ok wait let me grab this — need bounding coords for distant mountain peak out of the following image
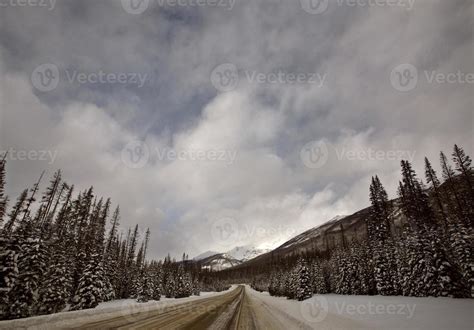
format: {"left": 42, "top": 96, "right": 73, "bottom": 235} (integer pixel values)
{"left": 193, "top": 245, "right": 271, "bottom": 271}
{"left": 193, "top": 250, "right": 220, "bottom": 261}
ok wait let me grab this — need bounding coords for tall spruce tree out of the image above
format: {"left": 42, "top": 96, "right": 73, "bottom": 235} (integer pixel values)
{"left": 71, "top": 253, "right": 107, "bottom": 310}
{"left": 8, "top": 235, "right": 47, "bottom": 319}
{"left": 369, "top": 176, "right": 397, "bottom": 295}
{"left": 425, "top": 157, "right": 448, "bottom": 230}
{"left": 452, "top": 145, "right": 474, "bottom": 222}
{"left": 295, "top": 258, "right": 313, "bottom": 301}
{"left": 37, "top": 239, "right": 72, "bottom": 315}
{"left": 0, "top": 155, "right": 8, "bottom": 225}
{"left": 440, "top": 151, "right": 469, "bottom": 225}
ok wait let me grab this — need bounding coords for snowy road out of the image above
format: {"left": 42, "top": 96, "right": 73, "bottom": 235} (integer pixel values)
{"left": 72, "top": 285, "right": 294, "bottom": 329}
{"left": 1, "top": 286, "right": 472, "bottom": 329}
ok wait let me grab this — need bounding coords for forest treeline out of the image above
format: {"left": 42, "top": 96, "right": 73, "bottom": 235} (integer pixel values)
{"left": 246, "top": 145, "right": 473, "bottom": 300}
{"left": 0, "top": 156, "right": 226, "bottom": 320}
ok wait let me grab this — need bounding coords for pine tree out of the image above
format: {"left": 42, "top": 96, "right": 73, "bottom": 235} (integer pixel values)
{"left": 147, "top": 262, "right": 162, "bottom": 301}
{"left": 447, "top": 221, "right": 474, "bottom": 297}
{"left": 136, "top": 267, "right": 153, "bottom": 303}
{"left": 175, "top": 265, "right": 192, "bottom": 298}
{"left": 39, "top": 170, "right": 62, "bottom": 237}
{"left": 0, "top": 236, "right": 19, "bottom": 319}
{"left": 192, "top": 277, "right": 201, "bottom": 296}
{"left": 333, "top": 248, "right": 352, "bottom": 295}
{"left": 311, "top": 261, "right": 328, "bottom": 294}
{"left": 3, "top": 189, "right": 28, "bottom": 235}
{"left": 163, "top": 269, "right": 176, "bottom": 298}
{"left": 285, "top": 268, "right": 297, "bottom": 299}
{"left": 440, "top": 152, "right": 469, "bottom": 225}
{"left": 8, "top": 236, "right": 47, "bottom": 319}
{"left": 368, "top": 176, "right": 397, "bottom": 295}
{"left": 295, "top": 258, "right": 313, "bottom": 301}
{"left": 37, "top": 240, "right": 72, "bottom": 315}
{"left": 398, "top": 160, "right": 441, "bottom": 297}
{"left": 425, "top": 158, "right": 448, "bottom": 230}
{"left": 0, "top": 155, "right": 8, "bottom": 226}
{"left": 452, "top": 145, "right": 474, "bottom": 221}
{"left": 71, "top": 253, "right": 107, "bottom": 310}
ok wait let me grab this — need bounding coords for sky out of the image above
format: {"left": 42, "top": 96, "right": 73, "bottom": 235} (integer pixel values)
{"left": 0, "top": 0, "right": 472, "bottom": 260}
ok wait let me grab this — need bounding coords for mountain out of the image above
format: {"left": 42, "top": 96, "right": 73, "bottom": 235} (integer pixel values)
{"left": 199, "top": 253, "right": 242, "bottom": 271}
{"left": 194, "top": 250, "right": 220, "bottom": 261}
{"left": 194, "top": 245, "right": 271, "bottom": 271}
{"left": 276, "top": 215, "right": 347, "bottom": 251}
{"left": 222, "top": 208, "right": 378, "bottom": 271}
{"left": 222, "top": 202, "right": 408, "bottom": 273}
{"left": 226, "top": 245, "right": 271, "bottom": 261}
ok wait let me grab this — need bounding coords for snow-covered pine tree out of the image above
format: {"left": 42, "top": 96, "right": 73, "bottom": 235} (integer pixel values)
{"left": 425, "top": 157, "right": 448, "bottom": 230}
{"left": 440, "top": 152, "right": 470, "bottom": 225}
{"left": 163, "top": 269, "right": 176, "bottom": 298}
{"left": 452, "top": 145, "right": 474, "bottom": 218}
{"left": 397, "top": 161, "right": 438, "bottom": 297}
{"left": 175, "top": 265, "right": 192, "bottom": 298}
{"left": 295, "top": 258, "right": 313, "bottom": 301}
{"left": 0, "top": 155, "right": 8, "bottom": 226}
{"left": 284, "top": 268, "right": 297, "bottom": 299}
{"left": 2, "top": 189, "right": 28, "bottom": 235}
{"left": 331, "top": 248, "right": 351, "bottom": 295}
{"left": 8, "top": 235, "right": 47, "bottom": 319}
{"left": 192, "top": 277, "right": 200, "bottom": 296}
{"left": 52, "top": 184, "right": 74, "bottom": 238}
{"left": 37, "top": 239, "right": 72, "bottom": 315}
{"left": 447, "top": 221, "right": 474, "bottom": 297}
{"left": 0, "top": 236, "right": 19, "bottom": 319}
{"left": 38, "top": 170, "right": 62, "bottom": 238}
{"left": 400, "top": 159, "right": 468, "bottom": 297}
{"left": 70, "top": 253, "right": 107, "bottom": 310}
{"left": 149, "top": 262, "right": 162, "bottom": 300}
{"left": 136, "top": 267, "right": 153, "bottom": 303}
{"left": 427, "top": 230, "right": 469, "bottom": 298}
{"left": 351, "top": 241, "right": 376, "bottom": 295}
{"left": 269, "top": 273, "right": 278, "bottom": 296}
{"left": 368, "top": 176, "right": 397, "bottom": 296}
{"left": 311, "top": 261, "right": 328, "bottom": 294}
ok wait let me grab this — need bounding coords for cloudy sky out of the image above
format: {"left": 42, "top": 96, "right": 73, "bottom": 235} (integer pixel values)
{"left": 0, "top": 0, "right": 472, "bottom": 259}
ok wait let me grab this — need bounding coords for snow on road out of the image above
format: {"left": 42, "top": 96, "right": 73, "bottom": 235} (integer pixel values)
{"left": 0, "top": 287, "right": 235, "bottom": 330}
{"left": 246, "top": 286, "right": 474, "bottom": 330}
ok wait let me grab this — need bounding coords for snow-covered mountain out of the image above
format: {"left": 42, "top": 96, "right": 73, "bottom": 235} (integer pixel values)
{"left": 199, "top": 253, "right": 242, "bottom": 271}
{"left": 277, "top": 215, "right": 347, "bottom": 250}
{"left": 194, "top": 245, "right": 270, "bottom": 271}
{"left": 226, "top": 245, "right": 271, "bottom": 261}
{"left": 193, "top": 250, "right": 220, "bottom": 261}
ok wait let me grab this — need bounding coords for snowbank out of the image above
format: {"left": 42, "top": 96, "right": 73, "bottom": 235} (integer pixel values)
{"left": 246, "top": 286, "right": 473, "bottom": 329}
{"left": 0, "top": 286, "right": 235, "bottom": 329}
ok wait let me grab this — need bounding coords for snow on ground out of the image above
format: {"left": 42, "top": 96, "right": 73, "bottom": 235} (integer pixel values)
{"left": 0, "top": 286, "right": 236, "bottom": 330}
{"left": 246, "top": 286, "right": 474, "bottom": 330}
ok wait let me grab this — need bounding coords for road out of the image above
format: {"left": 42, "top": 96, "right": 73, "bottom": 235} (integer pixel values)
{"left": 74, "top": 285, "right": 293, "bottom": 329}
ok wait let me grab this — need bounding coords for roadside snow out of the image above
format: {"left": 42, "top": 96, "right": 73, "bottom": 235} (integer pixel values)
{"left": 0, "top": 287, "right": 235, "bottom": 330}
{"left": 246, "top": 286, "right": 473, "bottom": 330}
